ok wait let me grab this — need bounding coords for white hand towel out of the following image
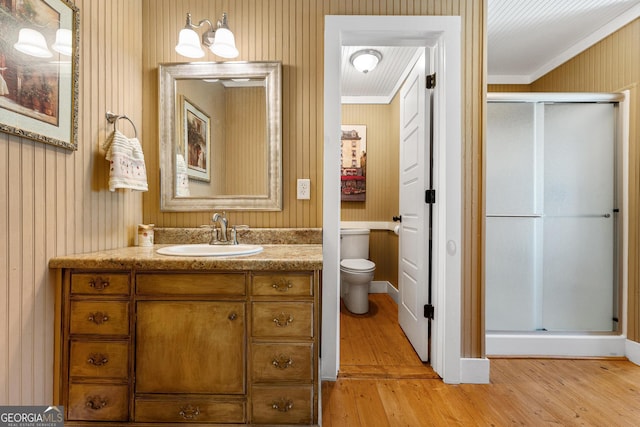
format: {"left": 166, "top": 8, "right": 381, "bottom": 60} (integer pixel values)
{"left": 103, "top": 129, "right": 148, "bottom": 192}
{"left": 175, "top": 154, "right": 190, "bottom": 196}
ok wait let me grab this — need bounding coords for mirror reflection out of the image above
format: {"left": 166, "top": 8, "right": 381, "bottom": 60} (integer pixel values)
{"left": 159, "top": 62, "right": 282, "bottom": 211}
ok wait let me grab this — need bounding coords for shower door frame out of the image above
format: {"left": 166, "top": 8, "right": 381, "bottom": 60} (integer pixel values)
{"left": 485, "top": 91, "right": 629, "bottom": 357}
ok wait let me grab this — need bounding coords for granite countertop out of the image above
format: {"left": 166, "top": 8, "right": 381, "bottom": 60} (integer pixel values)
{"left": 49, "top": 244, "right": 323, "bottom": 271}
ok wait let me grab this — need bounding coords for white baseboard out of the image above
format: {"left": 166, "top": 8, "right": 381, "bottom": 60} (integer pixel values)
{"left": 626, "top": 339, "right": 640, "bottom": 366}
{"left": 486, "top": 334, "right": 626, "bottom": 357}
{"left": 369, "top": 280, "right": 389, "bottom": 293}
{"left": 460, "top": 358, "right": 490, "bottom": 384}
{"left": 368, "top": 281, "right": 399, "bottom": 304}
{"left": 387, "top": 283, "right": 399, "bottom": 303}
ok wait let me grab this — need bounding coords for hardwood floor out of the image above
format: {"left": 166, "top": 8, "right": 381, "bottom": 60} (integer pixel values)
{"left": 322, "top": 293, "right": 640, "bottom": 426}
{"left": 339, "top": 293, "right": 437, "bottom": 379}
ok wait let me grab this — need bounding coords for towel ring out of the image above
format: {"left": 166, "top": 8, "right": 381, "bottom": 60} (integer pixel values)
{"left": 106, "top": 111, "right": 138, "bottom": 139}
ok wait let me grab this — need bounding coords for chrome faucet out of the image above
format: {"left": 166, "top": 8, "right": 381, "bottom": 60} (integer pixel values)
{"left": 211, "top": 212, "right": 229, "bottom": 244}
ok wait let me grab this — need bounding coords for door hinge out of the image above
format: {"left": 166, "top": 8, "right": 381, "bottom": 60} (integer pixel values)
{"left": 426, "top": 73, "right": 436, "bottom": 89}
{"left": 425, "top": 189, "right": 436, "bottom": 204}
{"left": 424, "top": 304, "right": 434, "bottom": 319}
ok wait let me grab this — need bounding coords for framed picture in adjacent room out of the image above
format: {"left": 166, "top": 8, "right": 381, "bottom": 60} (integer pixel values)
{"left": 340, "top": 124, "right": 367, "bottom": 202}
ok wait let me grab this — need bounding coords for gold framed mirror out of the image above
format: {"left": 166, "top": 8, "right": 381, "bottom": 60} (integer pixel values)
{"left": 159, "top": 61, "right": 282, "bottom": 211}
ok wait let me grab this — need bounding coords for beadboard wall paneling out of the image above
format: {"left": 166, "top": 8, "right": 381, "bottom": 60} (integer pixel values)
{"left": 370, "top": 230, "right": 400, "bottom": 288}
{"left": 142, "top": 0, "right": 486, "bottom": 358}
{"left": 487, "top": 84, "right": 531, "bottom": 92}
{"left": 341, "top": 100, "right": 400, "bottom": 286}
{"left": 0, "top": 0, "right": 143, "bottom": 405}
{"left": 531, "top": 19, "right": 640, "bottom": 342}
{"left": 226, "top": 87, "right": 268, "bottom": 195}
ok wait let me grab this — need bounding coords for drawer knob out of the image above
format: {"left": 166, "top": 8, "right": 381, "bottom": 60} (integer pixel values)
{"left": 179, "top": 404, "right": 200, "bottom": 420}
{"left": 228, "top": 312, "right": 238, "bottom": 321}
{"left": 273, "top": 312, "right": 294, "bottom": 327}
{"left": 272, "top": 398, "right": 294, "bottom": 412}
{"left": 88, "top": 277, "right": 110, "bottom": 291}
{"left": 272, "top": 278, "right": 293, "bottom": 292}
{"left": 272, "top": 354, "right": 293, "bottom": 369}
{"left": 87, "top": 312, "right": 109, "bottom": 325}
{"left": 85, "top": 396, "right": 108, "bottom": 410}
{"left": 87, "top": 353, "right": 109, "bottom": 366}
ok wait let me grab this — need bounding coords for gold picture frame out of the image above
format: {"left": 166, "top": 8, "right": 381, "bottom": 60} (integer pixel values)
{"left": 0, "top": 0, "right": 79, "bottom": 151}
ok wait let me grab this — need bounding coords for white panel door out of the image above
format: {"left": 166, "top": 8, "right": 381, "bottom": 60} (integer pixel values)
{"left": 398, "top": 50, "right": 430, "bottom": 361}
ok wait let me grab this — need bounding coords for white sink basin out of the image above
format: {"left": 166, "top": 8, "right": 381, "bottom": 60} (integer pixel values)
{"left": 156, "top": 244, "right": 263, "bottom": 257}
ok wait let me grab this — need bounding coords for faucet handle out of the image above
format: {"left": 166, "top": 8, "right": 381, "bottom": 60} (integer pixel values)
{"left": 230, "top": 225, "right": 250, "bottom": 245}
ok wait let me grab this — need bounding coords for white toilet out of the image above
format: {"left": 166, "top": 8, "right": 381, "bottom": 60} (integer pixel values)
{"left": 340, "top": 228, "right": 376, "bottom": 314}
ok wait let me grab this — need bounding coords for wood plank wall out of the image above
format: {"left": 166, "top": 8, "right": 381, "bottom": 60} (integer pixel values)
{"left": 142, "top": 0, "right": 487, "bottom": 358}
{"left": 488, "top": 19, "right": 640, "bottom": 342}
{"left": 0, "top": 0, "right": 143, "bottom": 403}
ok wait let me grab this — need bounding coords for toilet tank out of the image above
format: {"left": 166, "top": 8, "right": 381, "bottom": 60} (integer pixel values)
{"left": 340, "top": 228, "right": 370, "bottom": 259}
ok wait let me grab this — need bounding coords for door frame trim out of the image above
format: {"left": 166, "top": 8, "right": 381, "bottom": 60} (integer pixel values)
{"left": 322, "top": 15, "right": 464, "bottom": 384}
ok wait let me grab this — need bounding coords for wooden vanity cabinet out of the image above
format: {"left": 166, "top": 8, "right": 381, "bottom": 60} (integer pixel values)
{"left": 134, "top": 272, "right": 247, "bottom": 423}
{"left": 249, "top": 272, "right": 318, "bottom": 425}
{"left": 62, "top": 271, "right": 132, "bottom": 422}
{"left": 57, "top": 268, "right": 320, "bottom": 425}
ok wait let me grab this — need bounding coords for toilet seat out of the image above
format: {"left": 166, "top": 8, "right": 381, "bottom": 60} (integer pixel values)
{"left": 340, "top": 258, "right": 375, "bottom": 273}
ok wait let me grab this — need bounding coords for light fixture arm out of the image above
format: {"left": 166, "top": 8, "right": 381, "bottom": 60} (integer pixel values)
{"left": 176, "top": 12, "right": 238, "bottom": 59}
{"left": 183, "top": 12, "right": 229, "bottom": 49}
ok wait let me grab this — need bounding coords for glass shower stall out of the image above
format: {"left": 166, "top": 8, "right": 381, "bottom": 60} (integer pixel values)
{"left": 485, "top": 92, "right": 627, "bottom": 356}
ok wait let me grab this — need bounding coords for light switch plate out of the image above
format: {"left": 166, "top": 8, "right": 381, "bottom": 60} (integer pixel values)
{"left": 297, "top": 179, "right": 311, "bottom": 200}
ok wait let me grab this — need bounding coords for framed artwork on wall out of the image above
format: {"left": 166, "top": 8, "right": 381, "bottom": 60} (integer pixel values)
{"left": 340, "top": 124, "right": 367, "bottom": 202}
{"left": 183, "top": 97, "right": 211, "bottom": 182}
{"left": 0, "top": 0, "right": 79, "bottom": 150}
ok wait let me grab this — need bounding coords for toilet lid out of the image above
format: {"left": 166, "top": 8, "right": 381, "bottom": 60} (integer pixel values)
{"left": 340, "top": 258, "right": 376, "bottom": 272}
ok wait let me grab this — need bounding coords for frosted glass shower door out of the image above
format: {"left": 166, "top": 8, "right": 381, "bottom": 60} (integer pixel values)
{"left": 542, "top": 103, "right": 616, "bottom": 331}
{"left": 485, "top": 103, "right": 543, "bottom": 331}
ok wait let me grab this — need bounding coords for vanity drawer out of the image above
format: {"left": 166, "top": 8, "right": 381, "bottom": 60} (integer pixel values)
{"left": 251, "top": 385, "right": 313, "bottom": 425}
{"left": 136, "top": 272, "right": 246, "bottom": 296}
{"left": 252, "top": 273, "right": 313, "bottom": 296}
{"left": 67, "top": 383, "right": 129, "bottom": 421}
{"left": 71, "top": 273, "right": 130, "bottom": 296}
{"left": 69, "top": 301, "right": 129, "bottom": 336}
{"left": 69, "top": 341, "right": 128, "bottom": 379}
{"left": 135, "top": 396, "right": 245, "bottom": 423}
{"left": 252, "top": 302, "right": 313, "bottom": 338}
{"left": 251, "top": 343, "right": 313, "bottom": 382}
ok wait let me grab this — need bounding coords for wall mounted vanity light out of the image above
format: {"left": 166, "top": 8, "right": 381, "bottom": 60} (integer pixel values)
{"left": 175, "top": 12, "right": 239, "bottom": 59}
{"left": 350, "top": 49, "right": 383, "bottom": 74}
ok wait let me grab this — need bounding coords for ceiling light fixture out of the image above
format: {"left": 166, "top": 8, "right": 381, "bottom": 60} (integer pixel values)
{"left": 350, "top": 49, "right": 382, "bottom": 74}
{"left": 175, "top": 12, "right": 239, "bottom": 59}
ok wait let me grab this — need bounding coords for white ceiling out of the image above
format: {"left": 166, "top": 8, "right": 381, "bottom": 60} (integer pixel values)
{"left": 341, "top": 46, "right": 420, "bottom": 104}
{"left": 488, "top": 0, "right": 640, "bottom": 84}
{"left": 341, "top": 0, "right": 640, "bottom": 100}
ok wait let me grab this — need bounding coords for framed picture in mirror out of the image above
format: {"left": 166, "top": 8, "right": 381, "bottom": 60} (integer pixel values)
{"left": 0, "top": 0, "right": 79, "bottom": 150}
{"left": 182, "top": 97, "right": 211, "bottom": 182}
